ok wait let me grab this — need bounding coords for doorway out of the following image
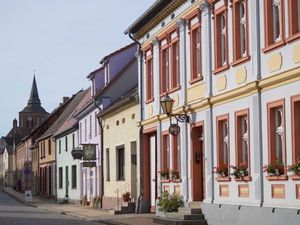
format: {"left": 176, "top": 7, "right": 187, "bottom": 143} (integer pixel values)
{"left": 191, "top": 123, "right": 204, "bottom": 201}
{"left": 142, "top": 130, "right": 157, "bottom": 212}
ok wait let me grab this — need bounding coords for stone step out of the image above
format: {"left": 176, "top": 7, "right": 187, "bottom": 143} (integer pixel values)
{"left": 153, "top": 216, "right": 208, "bottom": 225}
{"left": 165, "top": 212, "right": 204, "bottom": 221}
{"left": 178, "top": 207, "right": 202, "bottom": 214}
{"left": 187, "top": 201, "right": 202, "bottom": 208}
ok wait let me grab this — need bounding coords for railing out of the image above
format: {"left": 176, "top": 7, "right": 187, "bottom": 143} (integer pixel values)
{"left": 114, "top": 181, "right": 133, "bottom": 210}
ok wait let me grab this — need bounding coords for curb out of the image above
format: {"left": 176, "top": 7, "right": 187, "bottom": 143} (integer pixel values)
{"left": 93, "top": 220, "right": 125, "bottom": 225}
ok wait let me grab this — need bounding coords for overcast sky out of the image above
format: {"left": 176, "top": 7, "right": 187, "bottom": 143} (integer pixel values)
{"left": 0, "top": 0, "right": 155, "bottom": 136}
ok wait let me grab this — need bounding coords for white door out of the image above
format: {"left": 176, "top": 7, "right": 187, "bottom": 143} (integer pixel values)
{"left": 150, "top": 135, "right": 156, "bottom": 208}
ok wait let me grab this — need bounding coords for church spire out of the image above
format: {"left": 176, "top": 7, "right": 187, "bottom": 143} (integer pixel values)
{"left": 27, "top": 75, "right": 41, "bottom": 106}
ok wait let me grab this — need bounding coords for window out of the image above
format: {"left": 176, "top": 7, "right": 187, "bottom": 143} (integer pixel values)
{"left": 292, "top": 95, "right": 300, "bottom": 162}
{"left": 232, "top": 0, "right": 249, "bottom": 64}
{"left": 214, "top": 6, "right": 228, "bottom": 72}
{"left": 160, "top": 44, "right": 169, "bottom": 94}
{"left": 171, "top": 37, "right": 180, "bottom": 89}
{"left": 95, "top": 111, "right": 98, "bottom": 136}
{"left": 65, "top": 136, "right": 68, "bottom": 152}
{"left": 79, "top": 122, "right": 82, "bottom": 143}
{"left": 84, "top": 119, "right": 87, "bottom": 141}
{"left": 263, "top": 0, "right": 285, "bottom": 51}
{"left": 48, "top": 139, "right": 51, "bottom": 155}
{"left": 145, "top": 48, "right": 154, "bottom": 102}
{"left": 189, "top": 13, "right": 202, "bottom": 81}
{"left": 43, "top": 141, "right": 45, "bottom": 157}
{"left": 71, "top": 165, "right": 77, "bottom": 189}
{"left": 58, "top": 167, "right": 63, "bottom": 188}
{"left": 160, "top": 29, "right": 180, "bottom": 94}
{"left": 267, "top": 100, "right": 285, "bottom": 164}
{"left": 217, "top": 114, "right": 230, "bottom": 173}
{"left": 89, "top": 115, "right": 92, "bottom": 138}
{"left": 235, "top": 109, "right": 250, "bottom": 172}
{"left": 116, "top": 146, "right": 125, "bottom": 180}
{"left": 106, "top": 148, "right": 110, "bottom": 181}
{"left": 72, "top": 133, "right": 75, "bottom": 149}
{"left": 288, "top": 0, "right": 300, "bottom": 40}
{"left": 58, "top": 140, "right": 61, "bottom": 154}
{"left": 173, "top": 134, "right": 181, "bottom": 174}
{"left": 162, "top": 133, "right": 170, "bottom": 170}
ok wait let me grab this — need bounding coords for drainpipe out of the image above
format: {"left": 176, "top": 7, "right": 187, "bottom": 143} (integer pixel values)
{"left": 255, "top": 0, "right": 264, "bottom": 207}
{"left": 206, "top": 1, "right": 215, "bottom": 204}
{"left": 93, "top": 100, "right": 104, "bottom": 208}
{"left": 126, "top": 31, "right": 143, "bottom": 213}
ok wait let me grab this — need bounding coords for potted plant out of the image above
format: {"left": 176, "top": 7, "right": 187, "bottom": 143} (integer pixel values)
{"left": 159, "top": 169, "right": 170, "bottom": 180}
{"left": 122, "top": 191, "right": 130, "bottom": 202}
{"left": 263, "top": 160, "right": 285, "bottom": 176}
{"left": 287, "top": 159, "right": 300, "bottom": 176}
{"left": 170, "top": 169, "right": 180, "bottom": 180}
{"left": 230, "top": 165, "right": 248, "bottom": 179}
{"left": 213, "top": 164, "right": 229, "bottom": 177}
{"left": 157, "top": 191, "right": 184, "bottom": 213}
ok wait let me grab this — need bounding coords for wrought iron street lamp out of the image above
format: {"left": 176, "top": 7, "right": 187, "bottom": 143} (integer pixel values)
{"left": 160, "top": 94, "right": 190, "bottom": 135}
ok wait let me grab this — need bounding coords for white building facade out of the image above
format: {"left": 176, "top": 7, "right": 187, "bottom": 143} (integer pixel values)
{"left": 126, "top": 0, "right": 300, "bottom": 224}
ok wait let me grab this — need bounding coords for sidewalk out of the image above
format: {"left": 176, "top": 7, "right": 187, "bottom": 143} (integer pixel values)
{"left": 2, "top": 187, "right": 158, "bottom": 225}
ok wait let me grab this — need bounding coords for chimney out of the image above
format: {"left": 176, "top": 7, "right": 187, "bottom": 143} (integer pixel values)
{"left": 63, "top": 97, "right": 69, "bottom": 104}
{"left": 13, "top": 119, "right": 17, "bottom": 128}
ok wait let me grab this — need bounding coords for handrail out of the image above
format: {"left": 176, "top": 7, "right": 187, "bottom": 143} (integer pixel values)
{"left": 114, "top": 180, "right": 135, "bottom": 210}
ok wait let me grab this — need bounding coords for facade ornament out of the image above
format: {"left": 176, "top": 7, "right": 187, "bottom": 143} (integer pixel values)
{"left": 200, "top": 1, "right": 210, "bottom": 15}
{"left": 176, "top": 18, "right": 186, "bottom": 29}
{"left": 152, "top": 37, "right": 159, "bottom": 46}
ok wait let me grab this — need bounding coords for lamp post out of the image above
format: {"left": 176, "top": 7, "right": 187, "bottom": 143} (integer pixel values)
{"left": 160, "top": 94, "right": 190, "bottom": 135}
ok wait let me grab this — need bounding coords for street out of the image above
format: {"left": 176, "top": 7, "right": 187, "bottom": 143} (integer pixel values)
{"left": 0, "top": 189, "right": 105, "bottom": 225}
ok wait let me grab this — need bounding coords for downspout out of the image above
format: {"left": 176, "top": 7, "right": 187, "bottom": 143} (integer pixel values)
{"left": 126, "top": 31, "right": 143, "bottom": 213}
{"left": 93, "top": 100, "right": 104, "bottom": 209}
{"left": 255, "top": 0, "right": 264, "bottom": 207}
{"left": 206, "top": 1, "right": 215, "bottom": 204}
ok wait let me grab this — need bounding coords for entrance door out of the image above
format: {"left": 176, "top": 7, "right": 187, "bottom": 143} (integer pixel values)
{"left": 191, "top": 124, "right": 204, "bottom": 201}
{"left": 149, "top": 134, "right": 157, "bottom": 212}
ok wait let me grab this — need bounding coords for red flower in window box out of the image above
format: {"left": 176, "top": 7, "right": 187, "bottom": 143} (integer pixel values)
{"left": 287, "top": 159, "right": 300, "bottom": 176}
{"left": 213, "top": 164, "right": 229, "bottom": 177}
{"left": 263, "top": 160, "right": 285, "bottom": 176}
{"left": 159, "top": 169, "right": 170, "bottom": 180}
{"left": 230, "top": 165, "right": 248, "bottom": 179}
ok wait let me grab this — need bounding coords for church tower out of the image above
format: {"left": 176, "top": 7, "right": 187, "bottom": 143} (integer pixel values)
{"left": 18, "top": 76, "right": 49, "bottom": 131}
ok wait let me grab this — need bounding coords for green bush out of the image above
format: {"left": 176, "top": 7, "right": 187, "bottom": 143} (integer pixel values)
{"left": 157, "top": 191, "right": 184, "bottom": 212}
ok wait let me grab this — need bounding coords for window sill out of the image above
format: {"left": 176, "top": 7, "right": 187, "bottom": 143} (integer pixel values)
{"left": 116, "top": 179, "right": 125, "bottom": 182}
{"left": 262, "top": 40, "right": 286, "bottom": 53}
{"left": 161, "top": 179, "right": 171, "bottom": 183}
{"left": 189, "top": 77, "right": 203, "bottom": 85}
{"left": 213, "top": 64, "right": 230, "bottom": 75}
{"left": 169, "top": 86, "right": 181, "bottom": 94}
{"left": 231, "top": 55, "right": 251, "bottom": 67}
{"left": 266, "top": 175, "right": 288, "bottom": 181}
{"left": 145, "top": 98, "right": 154, "bottom": 104}
{"left": 290, "top": 174, "right": 300, "bottom": 180}
{"left": 234, "top": 176, "right": 252, "bottom": 182}
{"left": 171, "top": 178, "right": 182, "bottom": 183}
{"left": 286, "top": 33, "right": 300, "bottom": 44}
{"left": 216, "top": 176, "right": 231, "bottom": 182}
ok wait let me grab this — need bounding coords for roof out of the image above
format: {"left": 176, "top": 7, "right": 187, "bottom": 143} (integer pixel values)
{"left": 53, "top": 88, "right": 91, "bottom": 139}
{"left": 98, "top": 85, "right": 138, "bottom": 118}
{"left": 125, "top": 0, "right": 187, "bottom": 39}
{"left": 94, "top": 58, "right": 136, "bottom": 99}
{"left": 22, "top": 94, "right": 74, "bottom": 141}
{"left": 38, "top": 88, "right": 89, "bottom": 140}
{"left": 20, "top": 76, "right": 48, "bottom": 114}
{"left": 87, "top": 42, "right": 136, "bottom": 79}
